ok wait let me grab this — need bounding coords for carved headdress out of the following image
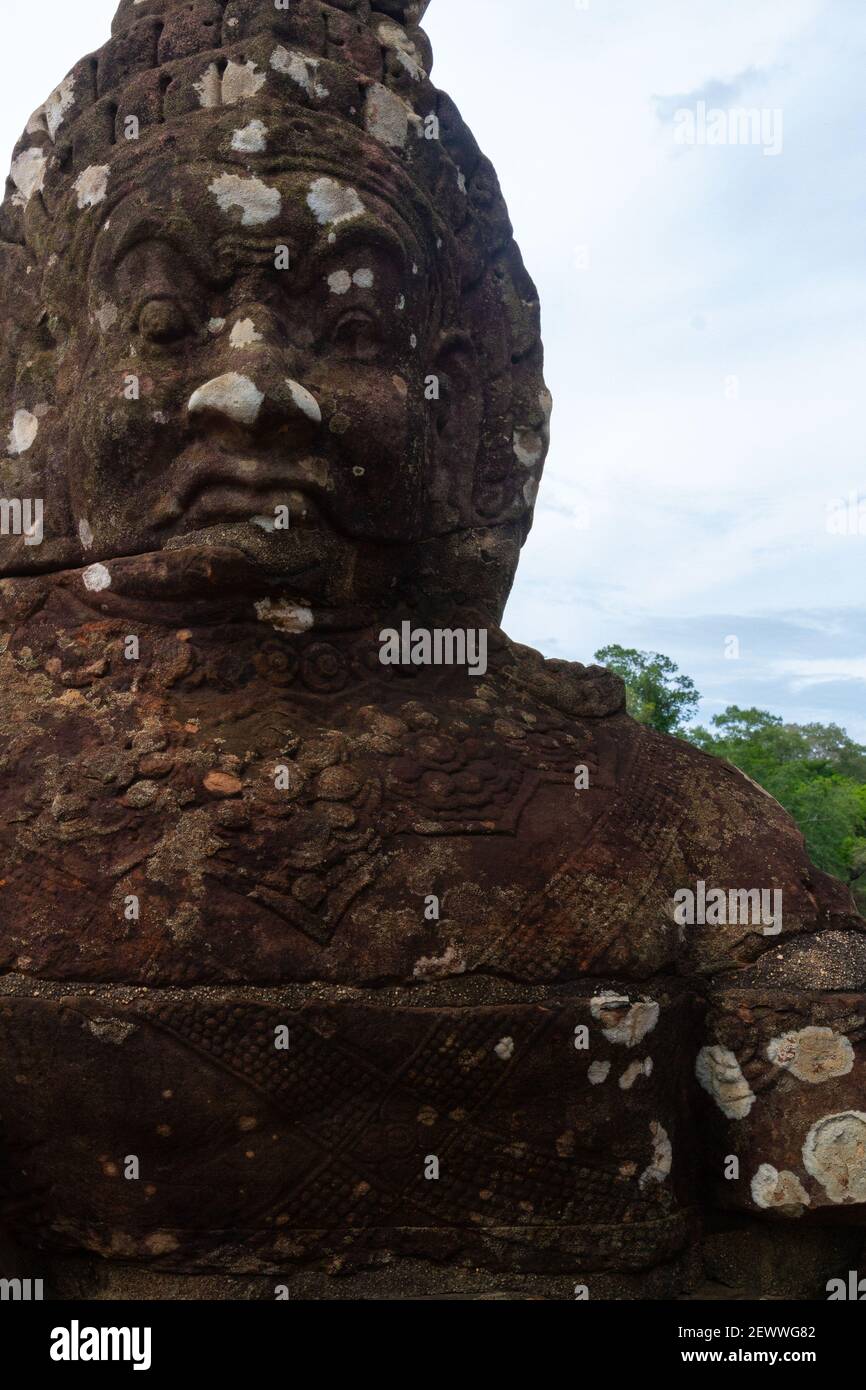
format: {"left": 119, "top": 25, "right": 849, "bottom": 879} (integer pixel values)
{"left": 0, "top": 0, "right": 550, "bottom": 620}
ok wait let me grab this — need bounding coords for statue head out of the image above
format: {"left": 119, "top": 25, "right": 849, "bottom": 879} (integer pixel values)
{"left": 0, "top": 0, "right": 550, "bottom": 621}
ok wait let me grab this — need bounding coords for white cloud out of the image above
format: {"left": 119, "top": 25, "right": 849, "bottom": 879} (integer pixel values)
{"left": 772, "top": 658, "right": 866, "bottom": 689}
{"left": 427, "top": 0, "right": 866, "bottom": 734}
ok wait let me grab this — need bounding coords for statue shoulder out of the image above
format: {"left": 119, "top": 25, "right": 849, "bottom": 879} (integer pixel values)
{"left": 497, "top": 636, "right": 626, "bottom": 718}
{"left": 640, "top": 725, "right": 863, "bottom": 932}
{"left": 491, "top": 644, "right": 861, "bottom": 932}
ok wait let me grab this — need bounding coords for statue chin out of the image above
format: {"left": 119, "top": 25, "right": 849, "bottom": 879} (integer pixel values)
{"left": 158, "top": 518, "right": 369, "bottom": 610}
{"left": 67, "top": 526, "right": 402, "bottom": 623}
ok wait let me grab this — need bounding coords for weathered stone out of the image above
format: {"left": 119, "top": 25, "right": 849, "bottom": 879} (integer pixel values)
{"left": 0, "top": 0, "right": 864, "bottom": 1300}
{"left": 703, "top": 1219, "right": 864, "bottom": 1300}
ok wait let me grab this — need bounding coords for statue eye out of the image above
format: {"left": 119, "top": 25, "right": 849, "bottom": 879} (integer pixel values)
{"left": 329, "top": 310, "right": 381, "bottom": 361}
{"left": 137, "top": 298, "right": 191, "bottom": 345}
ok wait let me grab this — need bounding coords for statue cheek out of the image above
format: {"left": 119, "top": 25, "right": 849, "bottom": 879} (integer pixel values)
{"left": 71, "top": 347, "right": 200, "bottom": 432}
{"left": 316, "top": 368, "right": 409, "bottom": 460}
{"left": 66, "top": 390, "right": 177, "bottom": 513}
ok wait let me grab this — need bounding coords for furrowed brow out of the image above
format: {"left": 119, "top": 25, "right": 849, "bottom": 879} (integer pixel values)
{"left": 312, "top": 220, "right": 407, "bottom": 268}
{"left": 97, "top": 215, "right": 211, "bottom": 285}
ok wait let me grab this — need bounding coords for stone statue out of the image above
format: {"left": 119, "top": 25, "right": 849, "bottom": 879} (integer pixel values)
{"left": 1, "top": 0, "right": 864, "bottom": 1301}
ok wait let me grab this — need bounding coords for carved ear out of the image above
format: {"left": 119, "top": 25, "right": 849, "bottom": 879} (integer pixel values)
{"left": 428, "top": 329, "right": 483, "bottom": 523}
{"left": 432, "top": 329, "right": 476, "bottom": 423}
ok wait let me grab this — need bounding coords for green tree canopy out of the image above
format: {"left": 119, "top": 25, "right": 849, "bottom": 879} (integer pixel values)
{"left": 592, "top": 645, "right": 866, "bottom": 911}
{"left": 688, "top": 705, "right": 866, "bottom": 909}
{"left": 690, "top": 706, "right": 866, "bottom": 781}
{"left": 594, "top": 645, "right": 700, "bottom": 735}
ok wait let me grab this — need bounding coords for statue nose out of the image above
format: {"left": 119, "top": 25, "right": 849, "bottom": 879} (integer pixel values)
{"left": 187, "top": 371, "right": 322, "bottom": 429}
{"left": 188, "top": 372, "right": 264, "bottom": 426}
{"left": 188, "top": 307, "right": 322, "bottom": 429}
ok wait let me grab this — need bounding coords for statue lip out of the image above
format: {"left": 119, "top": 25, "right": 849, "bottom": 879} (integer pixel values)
{"left": 63, "top": 543, "right": 326, "bottom": 618}
{"left": 153, "top": 450, "right": 330, "bottom": 532}
{"left": 183, "top": 484, "right": 324, "bottom": 532}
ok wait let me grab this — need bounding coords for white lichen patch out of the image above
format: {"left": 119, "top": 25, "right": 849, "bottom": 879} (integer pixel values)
{"left": 209, "top": 172, "right": 281, "bottom": 226}
{"left": 751, "top": 1164, "right": 810, "bottom": 1216}
{"left": 588, "top": 1060, "right": 611, "bottom": 1085}
{"left": 364, "top": 82, "right": 418, "bottom": 148}
{"left": 83, "top": 563, "right": 111, "bottom": 592}
{"left": 802, "top": 1111, "right": 866, "bottom": 1203}
{"left": 412, "top": 942, "right": 467, "bottom": 980}
{"left": 377, "top": 20, "right": 426, "bottom": 81}
{"left": 27, "top": 72, "right": 76, "bottom": 142}
{"left": 619, "top": 1057, "right": 653, "bottom": 1090}
{"left": 287, "top": 378, "right": 322, "bottom": 423}
{"left": 92, "top": 298, "right": 119, "bottom": 333}
{"left": 514, "top": 427, "right": 544, "bottom": 467}
{"left": 229, "top": 317, "right": 263, "bottom": 349}
{"left": 78, "top": 518, "right": 94, "bottom": 550}
{"left": 494, "top": 1037, "right": 514, "bottom": 1061}
{"left": 10, "top": 147, "right": 48, "bottom": 206}
{"left": 639, "top": 1121, "right": 672, "bottom": 1190}
{"left": 254, "top": 598, "right": 314, "bottom": 634}
{"left": 695, "top": 1045, "right": 756, "bottom": 1120}
{"left": 73, "top": 164, "right": 110, "bottom": 210}
{"left": 188, "top": 372, "right": 264, "bottom": 425}
{"left": 207, "top": 317, "right": 226, "bottom": 335}
{"left": 222, "top": 60, "right": 267, "bottom": 105}
{"left": 767, "top": 1027, "right": 854, "bottom": 1084}
{"left": 306, "top": 177, "right": 365, "bottom": 227}
{"left": 327, "top": 268, "right": 374, "bottom": 295}
{"left": 194, "top": 62, "right": 222, "bottom": 108}
{"left": 270, "top": 48, "right": 329, "bottom": 99}
{"left": 7, "top": 409, "right": 39, "bottom": 455}
{"left": 231, "top": 119, "right": 268, "bottom": 153}
{"left": 590, "top": 993, "right": 659, "bottom": 1047}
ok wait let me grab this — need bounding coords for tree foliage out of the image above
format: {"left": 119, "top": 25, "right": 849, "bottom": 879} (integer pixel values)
{"left": 594, "top": 645, "right": 700, "bottom": 734}
{"left": 594, "top": 647, "right": 866, "bottom": 912}
{"left": 688, "top": 706, "right": 866, "bottom": 905}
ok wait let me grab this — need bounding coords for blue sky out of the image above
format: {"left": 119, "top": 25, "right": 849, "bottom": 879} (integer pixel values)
{"left": 427, "top": 0, "right": 866, "bottom": 738}
{"left": 5, "top": 1, "right": 866, "bottom": 737}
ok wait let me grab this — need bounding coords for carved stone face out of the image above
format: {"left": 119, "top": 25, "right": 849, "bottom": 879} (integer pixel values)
{"left": 1, "top": 4, "right": 549, "bottom": 620}
{"left": 60, "top": 137, "right": 457, "bottom": 604}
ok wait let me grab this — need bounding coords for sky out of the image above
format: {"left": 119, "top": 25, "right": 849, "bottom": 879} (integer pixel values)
{"left": 3, "top": 0, "right": 865, "bottom": 736}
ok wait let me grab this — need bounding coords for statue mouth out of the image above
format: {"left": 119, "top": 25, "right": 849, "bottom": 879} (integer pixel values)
{"left": 183, "top": 483, "right": 324, "bottom": 532}
{"left": 152, "top": 450, "right": 330, "bottom": 535}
